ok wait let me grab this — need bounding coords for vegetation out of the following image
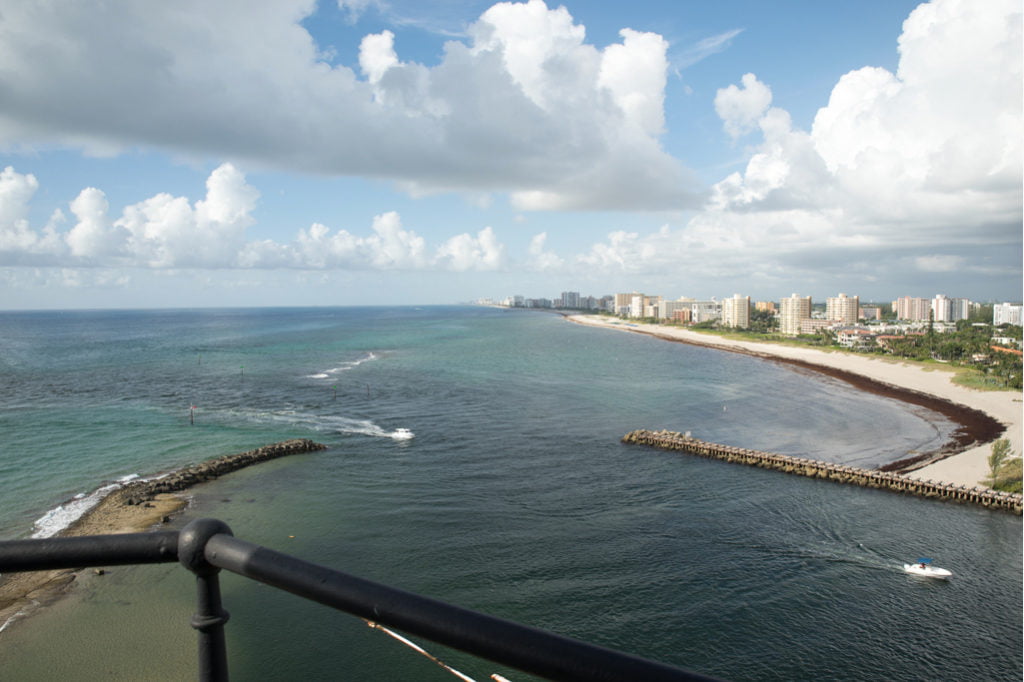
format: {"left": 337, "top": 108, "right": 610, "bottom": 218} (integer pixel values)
{"left": 987, "top": 439, "right": 1022, "bottom": 493}
{"left": 692, "top": 317, "right": 1021, "bottom": 390}
{"left": 593, "top": 306, "right": 1022, "bottom": 390}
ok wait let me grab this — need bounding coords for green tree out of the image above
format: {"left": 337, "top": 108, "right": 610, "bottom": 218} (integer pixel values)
{"left": 749, "top": 308, "right": 777, "bottom": 334}
{"left": 988, "top": 438, "right": 1012, "bottom": 481}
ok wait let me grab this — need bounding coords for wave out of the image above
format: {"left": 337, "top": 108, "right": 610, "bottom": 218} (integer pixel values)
{"left": 305, "top": 352, "right": 379, "bottom": 379}
{"left": 31, "top": 473, "right": 141, "bottom": 539}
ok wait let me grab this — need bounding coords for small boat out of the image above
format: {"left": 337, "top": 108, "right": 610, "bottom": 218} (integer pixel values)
{"left": 391, "top": 428, "right": 414, "bottom": 440}
{"left": 903, "top": 558, "right": 952, "bottom": 579}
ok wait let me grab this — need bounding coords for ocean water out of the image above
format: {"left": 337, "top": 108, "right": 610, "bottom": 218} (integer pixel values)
{"left": 0, "top": 306, "right": 1020, "bottom": 681}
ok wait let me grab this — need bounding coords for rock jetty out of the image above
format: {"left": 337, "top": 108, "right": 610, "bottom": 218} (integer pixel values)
{"left": 113, "top": 439, "right": 328, "bottom": 507}
{"left": 623, "top": 429, "right": 1022, "bottom": 514}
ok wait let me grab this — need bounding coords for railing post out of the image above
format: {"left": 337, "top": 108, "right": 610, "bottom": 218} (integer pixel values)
{"left": 179, "top": 519, "right": 234, "bottom": 682}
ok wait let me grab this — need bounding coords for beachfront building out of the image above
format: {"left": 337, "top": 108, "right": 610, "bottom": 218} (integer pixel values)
{"left": 800, "top": 319, "right": 835, "bottom": 335}
{"left": 932, "top": 294, "right": 971, "bottom": 322}
{"left": 836, "top": 328, "right": 878, "bottom": 350}
{"left": 826, "top": 293, "right": 860, "bottom": 325}
{"left": 614, "top": 293, "right": 637, "bottom": 317}
{"left": 560, "top": 291, "right": 581, "bottom": 309}
{"left": 894, "top": 296, "right": 931, "bottom": 321}
{"left": 658, "top": 298, "right": 692, "bottom": 321}
{"left": 780, "top": 294, "right": 812, "bottom": 336}
{"left": 721, "top": 294, "right": 751, "bottom": 329}
{"left": 690, "top": 300, "right": 721, "bottom": 324}
{"left": 755, "top": 301, "right": 777, "bottom": 313}
{"left": 644, "top": 295, "right": 662, "bottom": 318}
{"left": 861, "top": 306, "right": 882, "bottom": 321}
{"left": 994, "top": 302, "right": 1023, "bottom": 326}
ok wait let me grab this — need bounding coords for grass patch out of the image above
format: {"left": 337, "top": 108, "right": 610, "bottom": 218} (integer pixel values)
{"left": 990, "top": 458, "right": 1023, "bottom": 493}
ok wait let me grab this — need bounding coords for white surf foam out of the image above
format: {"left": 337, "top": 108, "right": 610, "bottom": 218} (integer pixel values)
{"left": 306, "top": 352, "right": 379, "bottom": 379}
{"left": 30, "top": 473, "right": 144, "bottom": 539}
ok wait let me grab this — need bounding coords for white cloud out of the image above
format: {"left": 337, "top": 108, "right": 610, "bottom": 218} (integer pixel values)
{"left": 675, "top": 29, "right": 744, "bottom": 70}
{"left": 714, "top": 73, "right": 772, "bottom": 140}
{"left": 337, "top": 0, "right": 383, "bottom": 24}
{"left": 67, "top": 188, "right": 121, "bottom": 260}
{"left": 116, "top": 163, "right": 259, "bottom": 268}
{"left": 526, "top": 232, "right": 563, "bottom": 271}
{"left": 0, "top": 0, "right": 696, "bottom": 210}
{"left": 677, "top": 0, "right": 1021, "bottom": 289}
{"left": 0, "top": 165, "right": 517, "bottom": 273}
{"left": 359, "top": 30, "right": 400, "bottom": 84}
{"left": 286, "top": 211, "right": 429, "bottom": 269}
{"left": 435, "top": 226, "right": 506, "bottom": 271}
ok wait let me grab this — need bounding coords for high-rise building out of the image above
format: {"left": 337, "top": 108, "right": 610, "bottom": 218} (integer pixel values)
{"left": 630, "top": 294, "right": 645, "bottom": 318}
{"left": 932, "top": 294, "right": 952, "bottom": 322}
{"left": 560, "top": 291, "right": 581, "bottom": 309}
{"left": 658, "top": 299, "right": 692, "bottom": 320}
{"left": 932, "top": 296, "right": 971, "bottom": 322}
{"left": 994, "top": 302, "right": 1023, "bottom": 326}
{"left": 755, "top": 301, "right": 777, "bottom": 313}
{"left": 614, "top": 293, "right": 636, "bottom": 317}
{"left": 780, "top": 294, "right": 812, "bottom": 336}
{"left": 826, "top": 293, "right": 859, "bottom": 325}
{"left": 721, "top": 294, "right": 751, "bottom": 329}
{"left": 893, "top": 296, "right": 931, "bottom": 321}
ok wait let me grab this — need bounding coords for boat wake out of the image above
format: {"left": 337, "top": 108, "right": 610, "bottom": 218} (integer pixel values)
{"left": 219, "top": 407, "right": 412, "bottom": 442}
{"left": 305, "top": 352, "right": 379, "bottom": 379}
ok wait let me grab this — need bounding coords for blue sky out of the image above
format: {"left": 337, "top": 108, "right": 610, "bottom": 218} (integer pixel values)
{"left": 0, "top": 0, "right": 1020, "bottom": 309}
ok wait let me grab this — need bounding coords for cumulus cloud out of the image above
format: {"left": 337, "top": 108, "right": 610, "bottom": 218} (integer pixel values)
{"left": 0, "top": 164, "right": 517, "bottom": 273}
{"left": 0, "top": 0, "right": 697, "bottom": 210}
{"left": 0, "top": 0, "right": 1019, "bottom": 300}
{"left": 714, "top": 73, "right": 772, "bottom": 140}
{"left": 436, "top": 226, "right": 506, "bottom": 271}
{"left": 667, "top": 0, "right": 1021, "bottom": 289}
{"left": 0, "top": 167, "right": 60, "bottom": 259}
{"left": 526, "top": 232, "right": 564, "bottom": 271}
{"left": 547, "top": 0, "right": 1019, "bottom": 295}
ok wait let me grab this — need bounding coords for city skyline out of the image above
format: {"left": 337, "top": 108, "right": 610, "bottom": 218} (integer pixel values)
{"left": 0, "top": 0, "right": 1020, "bottom": 310}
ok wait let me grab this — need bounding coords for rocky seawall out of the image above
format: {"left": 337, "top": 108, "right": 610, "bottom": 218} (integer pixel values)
{"left": 623, "top": 429, "right": 1022, "bottom": 514}
{"left": 112, "top": 438, "right": 328, "bottom": 508}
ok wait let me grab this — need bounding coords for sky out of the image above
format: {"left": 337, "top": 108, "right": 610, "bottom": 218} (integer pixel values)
{"left": 0, "top": 0, "right": 1020, "bottom": 310}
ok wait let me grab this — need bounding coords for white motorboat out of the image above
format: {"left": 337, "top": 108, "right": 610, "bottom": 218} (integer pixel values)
{"left": 903, "top": 558, "right": 952, "bottom": 579}
{"left": 391, "top": 428, "right": 414, "bottom": 440}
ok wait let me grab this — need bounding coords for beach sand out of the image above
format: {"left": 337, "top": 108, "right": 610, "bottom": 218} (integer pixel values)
{"left": 569, "top": 315, "right": 1022, "bottom": 488}
{"left": 0, "top": 438, "right": 326, "bottom": 636}
{"left": 0, "top": 493, "right": 186, "bottom": 636}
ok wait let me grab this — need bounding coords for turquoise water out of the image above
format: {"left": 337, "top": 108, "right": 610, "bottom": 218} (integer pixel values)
{"left": 0, "top": 307, "right": 1020, "bottom": 680}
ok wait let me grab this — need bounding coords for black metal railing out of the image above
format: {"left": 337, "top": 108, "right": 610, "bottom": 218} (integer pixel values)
{"left": 0, "top": 518, "right": 721, "bottom": 681}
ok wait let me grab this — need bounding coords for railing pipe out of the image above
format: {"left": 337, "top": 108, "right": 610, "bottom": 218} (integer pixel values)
{"left": 204, "top": 532, "right": 717, "bottom": 682}
{"left": 0, "top": 531, "right": 178, "bottom": 571}
{"left": 179, "top": 519, "right": 233, "bottom": 682}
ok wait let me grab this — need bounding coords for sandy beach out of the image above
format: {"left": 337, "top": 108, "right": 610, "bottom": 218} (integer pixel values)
{"left": 0, "top": 438, "right": 326, "bottom": 636}
{"left": 569, "top": 315, "right": 1022, "bottom": 488}
{"left": 0, "top": 492, "right": 186, "bottom": 636}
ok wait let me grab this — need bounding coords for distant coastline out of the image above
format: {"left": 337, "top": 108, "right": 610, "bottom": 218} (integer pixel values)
{"left": 567, "top": 314, "right": 1021, "bottom": 488}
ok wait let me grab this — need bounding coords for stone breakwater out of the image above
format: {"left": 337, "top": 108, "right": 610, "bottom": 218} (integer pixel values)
{"left": 113, "top": 438, "right": 328, "bottom": 507}
{"left": 622, "top": 430, "right": 1023, "bottom": 515}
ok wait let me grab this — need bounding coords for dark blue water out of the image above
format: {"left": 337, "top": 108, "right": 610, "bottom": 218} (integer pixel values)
{"left": 0, "top": 307, "right": 1020, "bottom": 680}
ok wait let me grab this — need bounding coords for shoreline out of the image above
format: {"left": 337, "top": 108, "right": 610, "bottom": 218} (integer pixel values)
{"left": 0, "top": 438, "right": 327, "bottom": 636}
{"left": 568, "top": 315, "right": 1021, "bottom": 487}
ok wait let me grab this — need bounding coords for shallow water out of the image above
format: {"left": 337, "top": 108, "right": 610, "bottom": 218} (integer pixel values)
{"left": 0, "top": 307, "right": 1019, "bottom": 680}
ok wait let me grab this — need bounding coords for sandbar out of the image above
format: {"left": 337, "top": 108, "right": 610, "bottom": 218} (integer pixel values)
{"left": 0, "top": 438, "right": 326, "bottom": 636}
{"left": 568, "top": 315, "right": 1022, "bottom": 488}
